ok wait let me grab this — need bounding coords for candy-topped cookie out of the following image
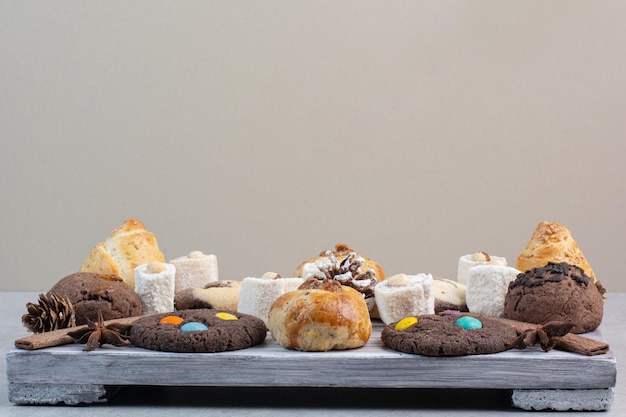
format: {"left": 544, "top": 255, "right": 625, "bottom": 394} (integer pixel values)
{"left": 129, "top": 309, "right": 267, "bottom": 352}
{"left": 381, "top": 313, "right": 573, "bottom": 357}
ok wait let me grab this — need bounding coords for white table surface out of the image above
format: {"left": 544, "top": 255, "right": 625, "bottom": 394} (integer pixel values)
{"left": 2, "top": 291, "right": 624, "bottom": 416}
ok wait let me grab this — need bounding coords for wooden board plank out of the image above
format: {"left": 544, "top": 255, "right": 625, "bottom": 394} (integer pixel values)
{"left": 6, "top": 324, "right": 617, "bottom": 392}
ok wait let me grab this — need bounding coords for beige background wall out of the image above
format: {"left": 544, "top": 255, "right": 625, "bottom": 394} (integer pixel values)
{"left": 1, "top": 1, "right": 625, "bottom": 292}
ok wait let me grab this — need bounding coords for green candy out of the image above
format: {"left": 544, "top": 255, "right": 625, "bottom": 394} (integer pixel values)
{"left": 455, "top": 316, "right": 483, "bottom": 330}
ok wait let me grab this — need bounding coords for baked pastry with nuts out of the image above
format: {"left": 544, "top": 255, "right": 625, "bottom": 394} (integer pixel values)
{"left": 268, "top": 278, "right": 372, "bottom": 351}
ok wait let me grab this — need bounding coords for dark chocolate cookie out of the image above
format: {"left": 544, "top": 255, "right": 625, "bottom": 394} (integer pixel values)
{"left": 49, "top": 272, "right": 142, "bottom": 325}
{"left": 381, "top": 314, "right": 518, "bottom": 356}
{"left": 504, "top": 262, "right": 604, "bottom": 333}
{"left": 130, "top": 309, "right": 267, "bottom": 352}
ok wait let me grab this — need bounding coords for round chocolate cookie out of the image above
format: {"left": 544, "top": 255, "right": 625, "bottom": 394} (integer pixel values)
{"left": 504, "top": 262, "right": 604, "bottom": 334}
{"left": 381, "top": 314, "right": 518, "bottom": 356}
{"left": 49, "top": 272, "right": 142, "bottom": 325}
{"left": 130, "top": 309, "right": 267, "bottom": 352}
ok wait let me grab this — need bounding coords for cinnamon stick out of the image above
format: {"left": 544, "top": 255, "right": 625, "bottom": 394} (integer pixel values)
{"left": 479, "top": 315, "right": 610, "bottom": 356}
{"left": 14, "top": 316, "right": 141, "bottom": 350}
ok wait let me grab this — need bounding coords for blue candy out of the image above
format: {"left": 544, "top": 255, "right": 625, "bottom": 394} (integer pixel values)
{"left": 180, "top": 322, "right": 209, "bottom": 332}
{"left": 455, "top": 316, "right": 483, "bottom": 330}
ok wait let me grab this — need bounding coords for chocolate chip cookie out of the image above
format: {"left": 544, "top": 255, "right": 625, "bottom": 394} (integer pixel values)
{"left": 129, "top": 309, "right": 267, "bottom": 352}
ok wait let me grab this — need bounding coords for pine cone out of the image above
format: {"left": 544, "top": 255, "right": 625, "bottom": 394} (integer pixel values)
{"left": 22, "top": 292, "right": 76, "bottom": 333}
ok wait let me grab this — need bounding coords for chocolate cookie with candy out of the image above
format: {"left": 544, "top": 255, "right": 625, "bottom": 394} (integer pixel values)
{"left": 381, "top": 313, "right": 573, "bottom": 357}
{"left": 130, "top": 309, "right": 267, "bottom": 353}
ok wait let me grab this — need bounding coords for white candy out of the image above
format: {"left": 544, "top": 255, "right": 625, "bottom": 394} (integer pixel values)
{"left": 457, "top": 253, "right": 507, "bottom": 284}
{"left": 466, "top": 265, "right": 520, "bottom": 317}
{"left": 169, "top": 252, "right": 218, "bottom": 292}
{"left": 237, "top": 277, "right": 304, "bottom": 324}
{"left": 374, "top": 273, "right": 435, "bottom": 324}
{"left": 134, "top": 262, "right": 176, "bottom": 315}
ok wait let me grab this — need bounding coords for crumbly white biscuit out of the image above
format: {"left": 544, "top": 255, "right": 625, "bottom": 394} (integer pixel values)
{"left": 237, "top": 277, "right": 304, "bottom": 324}
{"left": 457, "top": 253, "right": 507, "bottom": 284}
{"left": 466, "top": 265, "right": 520, "bottom": 317}
{"left": 134, "top": 262, "right": 176, "bottom": 315}
{"left": 374, "top": 273, "right": 435, "bottom": 324}
{"left": 169, "top": 252, "right": 218, "bottom": 292}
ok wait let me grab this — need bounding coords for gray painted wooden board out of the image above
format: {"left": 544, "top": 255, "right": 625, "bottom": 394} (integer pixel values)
{"left": 6, "top": 323, "right": 617, "bottom": 408}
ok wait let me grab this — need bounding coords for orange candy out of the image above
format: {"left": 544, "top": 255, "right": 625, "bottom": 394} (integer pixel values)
{"left": 159, "top": 316, "right": 184, "bottom": 325}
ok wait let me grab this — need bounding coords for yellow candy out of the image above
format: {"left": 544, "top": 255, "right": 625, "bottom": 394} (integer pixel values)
{"left": 216, "top": 312, "right": 238, "bottom": 321}
{"left": 394, "top": 316, "right": 418, "bottom": 331}
{"left": 160, "top": 316, "right": 184, "bottom": 325}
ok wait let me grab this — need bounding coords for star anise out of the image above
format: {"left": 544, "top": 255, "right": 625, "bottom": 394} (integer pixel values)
{"left": 508, "top": 321, "right": 574, "bottom": 352}
{"left": 67, "top": 311, "right": 131, "bottom": 351}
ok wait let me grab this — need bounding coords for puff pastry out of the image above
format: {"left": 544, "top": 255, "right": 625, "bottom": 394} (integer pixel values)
{"left": 79, "top": 218, "right": 165, "bottom": 287}
{"left": 516, "top": 221, "right": 595, "bottom": 281}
